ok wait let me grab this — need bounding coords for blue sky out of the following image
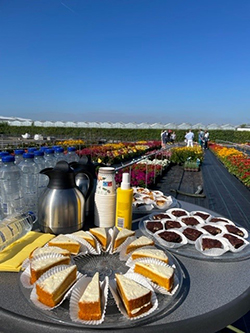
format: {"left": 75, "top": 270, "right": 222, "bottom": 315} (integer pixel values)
{"left": 0, "top": 0, "right": 250, "bottom": 125}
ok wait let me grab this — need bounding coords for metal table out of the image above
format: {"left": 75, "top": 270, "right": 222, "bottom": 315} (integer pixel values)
{"left": 0, "top": 201, "right": 249, "bottom": 333}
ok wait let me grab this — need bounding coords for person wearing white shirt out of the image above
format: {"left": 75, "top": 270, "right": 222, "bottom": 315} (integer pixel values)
{"left": 204, "top": 131, "right": 209, "bottom": 149}
{"left": 185, "top": 129, "right": 194, "bottom": 147}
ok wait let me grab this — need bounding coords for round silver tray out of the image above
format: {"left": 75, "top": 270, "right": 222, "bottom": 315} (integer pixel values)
{"left": 139, "top": 217, "right": 250, "bottom": 262}
{"left": 19, "top": 249, "right": 185, "bottom": 329}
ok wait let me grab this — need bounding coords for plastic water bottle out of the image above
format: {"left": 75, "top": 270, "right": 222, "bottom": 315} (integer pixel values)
{"left": 34, "top": 150, "right": 48, "bottom": 196}
{"left": 18, "top": 153, "right": 39, "bottom": 214}
{"left": 0, "top": 155, "right": 23, "bottom": 216}
{"left": 44, "top": 148, "right": 56, "bottom": 168}
{"left": 66, "top": 147, "right": 80, "bottom": 163}
{"left": 0, "top": 151, "right": 9, "bottom": 166}
{"left": 14, "top": 149, "right": 25, "bottom": 165}
{"left": 0, "top": 152, "right": 10, "bottom": 217}
{"left": 54, "top": 147, "right": 67, "bottom": 163}
{"left": 0, "top": 211, "right": 36, "bottom": 251}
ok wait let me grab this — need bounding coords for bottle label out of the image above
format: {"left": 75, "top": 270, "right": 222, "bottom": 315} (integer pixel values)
{"left": 117, "top": 217, "right": 125, "bottom": 228}
{"left": 3, "top": 203, "right": 9, "bottom": 215}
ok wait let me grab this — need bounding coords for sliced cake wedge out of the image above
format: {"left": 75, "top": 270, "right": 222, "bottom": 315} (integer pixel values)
{"left": 134, "top": 262, "right": 174, "bottom": 291}
{"left": 71, "top": 230, "right": 96, "bottom": 248}
{"left": 30, "top": 254, "right": 71, "bottom": 284}
{"left": 125, "top": 236, "right": 154, "bottom": 254}
{"left": 36, "top": 265, "right": 77, "bottom": 307}
{"left": 115, "top": 273, "right": 152, "bottom": 318}
{"left": 89, "top": 227, "right": 107, "bottom": 250}
{"left": 78, "top": 272, "right": 102, "bottom": 321}
{"left": 48, "top": 234, "right": 81, "bottom": 255}
{"left": 131, "top": 248, "right": 169, "bottom": 264}
{"left": 113, "top": 228, "right": 135, "bottom": 251}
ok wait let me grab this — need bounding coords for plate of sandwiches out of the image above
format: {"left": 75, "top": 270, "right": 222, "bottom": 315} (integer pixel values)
{"left": 139, "top": 208, "right": 250, "bottom": 261}
{"left": 132, "top": 187, "right": 179, "bottom": 214}
{"left": 19, "top": 226, "right": 185, "bottom": 328}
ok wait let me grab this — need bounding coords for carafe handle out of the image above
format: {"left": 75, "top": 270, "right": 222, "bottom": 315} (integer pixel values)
{"left": 69, "top": 162, "right": 95, "bottom": 200}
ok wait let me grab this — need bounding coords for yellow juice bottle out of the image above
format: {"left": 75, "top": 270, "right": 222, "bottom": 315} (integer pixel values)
{"left": 115, "top": 173, "right": 133, "bottom": 230}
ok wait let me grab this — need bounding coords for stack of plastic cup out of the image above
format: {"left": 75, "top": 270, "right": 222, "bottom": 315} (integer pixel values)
{"left": 94, "top": 193, "right": 116, "bottom": 227}
{"left": 94, "top": 167, "right": 116, "bottom": 227}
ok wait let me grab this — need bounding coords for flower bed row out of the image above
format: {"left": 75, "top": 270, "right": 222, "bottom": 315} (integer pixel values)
{"left": 78, "top": 141, "right": 161, "bottom": 165}
{"left": 209, "top": 143, "right": 250, "bottom": 187}
{"left": 115, "top": 158, "right": 169, "bottom": 188}
{"left": 169, "top": 146, "right": 204, "bottom": 165}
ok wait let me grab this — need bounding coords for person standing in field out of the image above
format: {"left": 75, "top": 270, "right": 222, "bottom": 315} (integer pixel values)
{"left": 204, "top": 130, "right": 209, "bottom": 149}
{"left": 185, "top": 129, "right": 194, "bottom": 147}
{"left": 198, "top": 129, "right": 204, "bottom": 148}
{"left": 170, "top": 131, "right": 176, "bottom": 143}
{"left": 161, "top": 130, "right": 167, "bottom": 148}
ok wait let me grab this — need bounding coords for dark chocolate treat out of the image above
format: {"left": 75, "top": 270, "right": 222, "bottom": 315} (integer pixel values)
{"left": 158, "top": 231, "right": 182, "bottom": 243}
{"left": 202, "top": 225, "right": 222, "bottom": 236}
{"left": 170, "top": 210, "right": 187, "bottom": 217}
{"left": 152, "top": 213, "right": 171, "bottom": 220}
{"left": 146, "top": 221, "right": 163, "bottom": 233}
{"left": 223, "top": 233, "right": 244, "bottom": 249}
{"left": 181, "top": 216, "right": 200, "bottom": 226}
{"left": 193, "top": 212, "right": 210, "bottom": 220}
{"left": 209, "top": 217, "right": 229, "bottom": 223}
{"left": 183, "top": 228, "right": 203, "bottom": 241}
{"left": 202, "top": 238, "right": 223, "bottom": 250}
{"left": 165, "top": 220, "right": 182, "bottom": 229}
{"left": 225, "top": 225, "right": 244, "bottom": 237}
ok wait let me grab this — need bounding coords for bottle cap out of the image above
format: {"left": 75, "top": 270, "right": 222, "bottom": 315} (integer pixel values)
{"left": 67, "top": 147, "right": 76, "bottom": 152}
{"left": 45, "top": 148, "right": 54, "bottom": 154}
{"left": 2, "top": 155, "right": 15, "bottom": 163}
{"left": 34, "top": 150, "right": 44, "bottom": 156}
{"left": 55, "top": 147, "right": 64, "bottom": 153}
{"left": 0, "top": 151, "right": 9, "bottom": 158}
{"left": 14, "top": 149, "right": 25, "bottom": 155}
{"left": 121, "top": 172, "right": 131, "bottom": 190}
{"left": 23, "top": 153, "right": 34, "bottom": 159}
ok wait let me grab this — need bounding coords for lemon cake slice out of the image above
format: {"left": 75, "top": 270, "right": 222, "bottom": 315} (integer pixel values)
{"left": 71, "top": 230, "right": 96, "bottom": 248}
{"left": 29, "top": 246, "right": 71, "bottom": 259}
{"left": 131, "top": 248, "right": 169, "bottom": 264}
{"left": 36, "top": 265, "right": 77, "bottom": 307}
{"left": 78, "top": 272, "right": 102, "bottom": 321}
{"left": 115, "top": 273, "right": 152, "bottom": 318}
{"left": 134, "top": 262, "right": 174, "bottom": 291}
{"left": 113, "top": 228, "right": 135, "bottom": 251}
{"left": 48, "top": 234, "right": 80, "bottom": 255}
{"left": 125, "top": 236, "right": 154, "bottom": 254}
{"left": 89, "top": 227, "right": 107, "bottom": 250}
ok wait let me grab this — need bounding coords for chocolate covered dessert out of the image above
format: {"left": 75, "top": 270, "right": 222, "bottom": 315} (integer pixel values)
{"left": 164, "top": 220, "right": 182, "bottom": 229}
{"left": 225, "top": 225, "right": 244, "bottom": 238}
{"left": 151, "top": 213, "right": 171, "bottom": 220}
{"left": 170, "top": 210, "right": 187, "bottom": 217}
{"left": 209, "top": 217, "right": 229, "bottom": 223}
{"left": 183, "top": 228, "right": 203, "bottom": 241}
{"left": 202, "top": 238, "right": 223, "bottom": 250}
{"left": 146, "top": 221, "right": 163, "bottom": 233}
{"left": 202, "top": 225, "right": 222, "bottom": 236}
{"left": 181, "top": 216, "right": 200, "bottom": 226}
{"left": 193, "top": 212, "right": 210, "bottom": 220}
{"left": 223, "top": 234, "right": 244, "bottom": 249}
{"left": 158, "top": 231, "right": 182, "bottom": 243}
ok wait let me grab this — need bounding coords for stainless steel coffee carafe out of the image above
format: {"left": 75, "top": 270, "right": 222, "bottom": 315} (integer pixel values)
{"left": 70, "top": 156, "right": 97, "bottom": 218}
{"left": 38, "top": 160, "right": 94, "bottom": 234}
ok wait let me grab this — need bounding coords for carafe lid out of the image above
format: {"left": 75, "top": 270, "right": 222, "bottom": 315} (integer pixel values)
{"left": 41, "top": 161, "right": 77, "bottom": 189}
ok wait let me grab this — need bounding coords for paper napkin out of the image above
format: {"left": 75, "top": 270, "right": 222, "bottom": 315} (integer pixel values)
{"left": 0, "top": 231, "right": 55, "bottom": 272}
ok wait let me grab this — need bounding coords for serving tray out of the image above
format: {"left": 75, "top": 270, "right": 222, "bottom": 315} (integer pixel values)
{"left": 139, "top": 216, "right": 250, "bottom": 262}
{"left": 19, "top": 248, "right": 185, "bottom": 328}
